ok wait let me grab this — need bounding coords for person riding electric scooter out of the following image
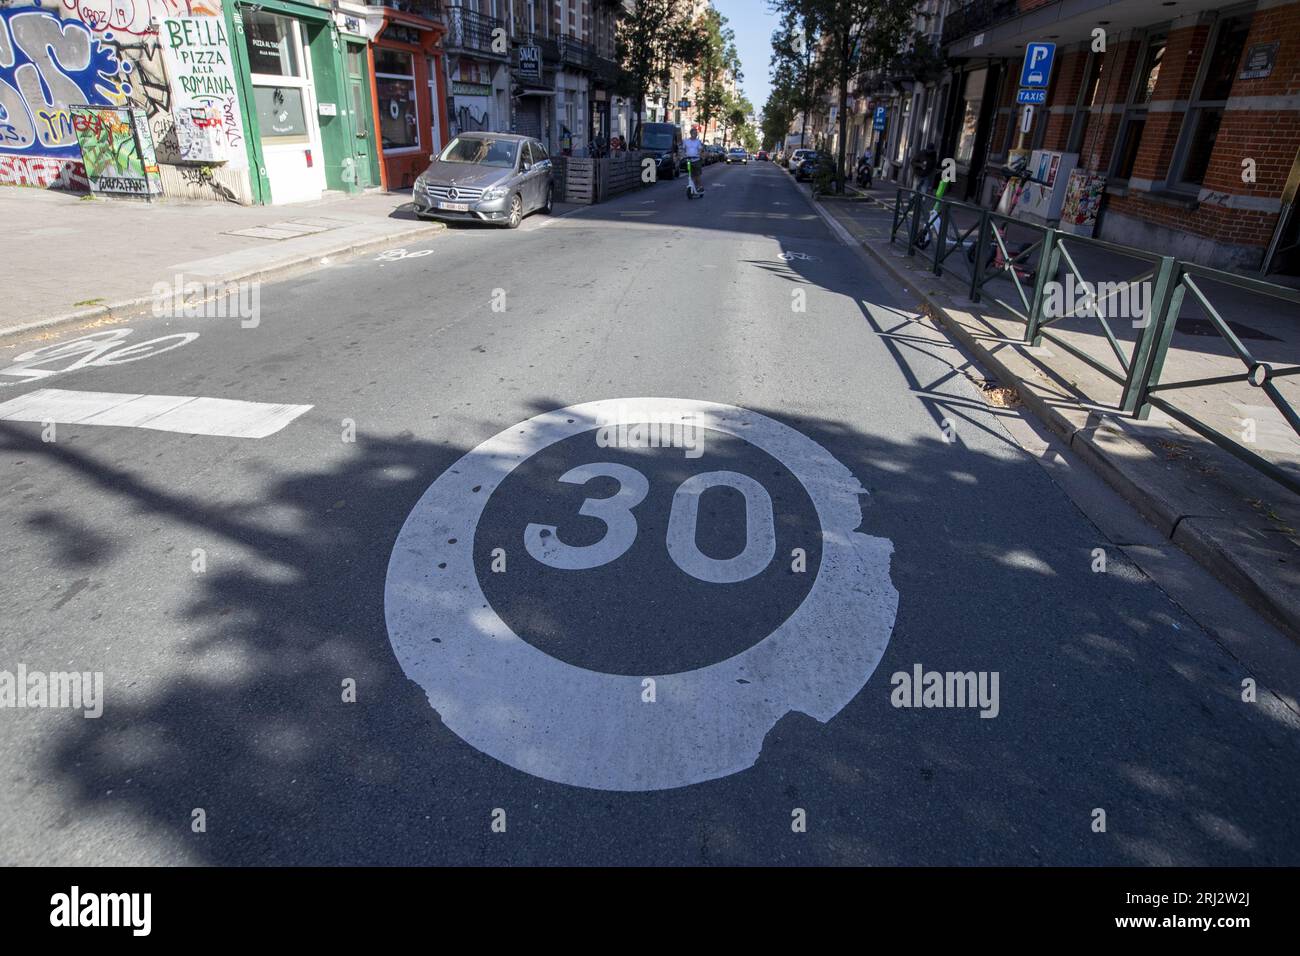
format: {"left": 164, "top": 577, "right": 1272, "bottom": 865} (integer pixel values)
{"left": 683, "top": 126, "right": 705, "bottom": 199}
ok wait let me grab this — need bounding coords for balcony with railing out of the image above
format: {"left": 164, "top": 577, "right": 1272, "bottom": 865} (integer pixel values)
{"left": 364, "top": 0, "right": 446, "bottom": 16}
{"left": 442, "top": 3, "right": 509, "bottom": 59}
{"left": 559, "top": 35, "right": 595, "bottom": 72}
{"left": 941, "top": 0, "right": 1018, "bottom": 47}
{"left": 593, "top": 53, "right": 619, "bottom": 85}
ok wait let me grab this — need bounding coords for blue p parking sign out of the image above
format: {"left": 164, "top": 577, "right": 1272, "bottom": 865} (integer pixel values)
{"left": 873, "top": 106, "right": 886, "bottom": 131}
{"left": 1020, "top": 42, "right": 1056, "bottom": 89}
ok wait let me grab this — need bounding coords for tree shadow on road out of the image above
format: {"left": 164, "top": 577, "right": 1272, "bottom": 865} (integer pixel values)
{"left": 4, "top": 391, "right": 1298, "bottom": 865}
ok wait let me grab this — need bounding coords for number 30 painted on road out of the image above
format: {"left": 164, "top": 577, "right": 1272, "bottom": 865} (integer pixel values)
{"left": 385, "top": 398, "right": 899, "bottom": 791}
{"left": 524, "top": 464, "right": 776, "bottom": 583}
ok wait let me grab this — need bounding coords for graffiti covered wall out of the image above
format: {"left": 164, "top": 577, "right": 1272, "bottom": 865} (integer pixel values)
{"left": 0, "top": 0, "right": 251, "bottom": 202}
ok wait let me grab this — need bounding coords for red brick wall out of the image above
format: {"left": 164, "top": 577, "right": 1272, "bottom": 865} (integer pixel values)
{"left": 1105, "top": 8, "right": 1300, "bottom": 252}
{"left": 1043, "top": 50, "right": 1088, "bottom": 150}
{"left": 1237, "top": 2, "right": 1300, "bottom": 97}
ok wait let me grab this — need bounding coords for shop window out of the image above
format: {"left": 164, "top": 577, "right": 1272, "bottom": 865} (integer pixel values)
{"left": 243, "top": 10, "right": 300, "bottom": 78}
{"left": 894, "top": 91, "right": 913, "bottom": 165}
{"left": 1113, "top": 117, "right": 1145, "bottom": 179}
{"left": 253, "top": 86, "right": 309, "bottom": 141}
{"left": 1174, "top": 13, "right": 1252, "bottom": 189}
{"left": 1110, "top": 31, "right": 1166, "bottom": 182}
{"left": 952, "top": 68, "right": 985, "bottom": 166}
{"left": 1133, "top": 37, "right": 1165, "bottom": 105}
{"left": 376, "top": 50, "right": 419, "bottom": 150}
{"left": 1199, "top": 15, "right": 1252, "bottom": 101}
{"left": 1068, "top": 52, "right": 1104, "bottom": 156}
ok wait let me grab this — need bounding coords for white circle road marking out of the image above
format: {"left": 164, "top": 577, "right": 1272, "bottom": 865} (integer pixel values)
{"left": 384, "top": 398, "right": 898, "bottom": 791}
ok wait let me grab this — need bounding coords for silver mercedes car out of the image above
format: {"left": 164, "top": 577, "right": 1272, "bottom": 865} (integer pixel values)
{"left": 412, "top": 132, "right": 554, "bottom": 229}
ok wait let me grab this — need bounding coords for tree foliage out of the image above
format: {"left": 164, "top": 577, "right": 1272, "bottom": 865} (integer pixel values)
{"left": 682, "top": 8, "right": 741, "bottom": 134}
{"left": 616, "top": 0, "right": 698, "bottom": 141}
{"left": 769, "top": 0, "right": 919, "bottom": 190}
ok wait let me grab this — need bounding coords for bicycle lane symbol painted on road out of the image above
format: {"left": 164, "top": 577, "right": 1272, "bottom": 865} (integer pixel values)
{"left": 375, "top": 248, "right": 435, "bottom": 262}
{"left": 0, "top": 330, "right": 200, "bottom": 388}
{"left": 384, "top": 398, "right": 898, "bottom": 791}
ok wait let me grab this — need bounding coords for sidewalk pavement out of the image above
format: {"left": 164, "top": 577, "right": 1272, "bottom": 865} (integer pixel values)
{"left": 811, "top": 178, "right": 1300, "bottom": 643}
{"left": 0, "top": 188, "right": 453, "bottom": 342}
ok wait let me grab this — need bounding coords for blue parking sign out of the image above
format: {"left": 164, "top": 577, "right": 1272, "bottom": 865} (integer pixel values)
{"left": 1020, "top": 42, "right": 1056, "bottom": 89}
{"left": 873, "top": 106, "right": 886, "bottom": 131}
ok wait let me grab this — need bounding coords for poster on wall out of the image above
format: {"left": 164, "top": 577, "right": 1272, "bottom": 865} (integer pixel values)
{"left": 159, "top": 16, "right": 247, "bottom": 168}
{"left": 1060, "top": 169, "right": 1107, "bottom": 236}
{"left": 70, "top": 106, "right": 162, "bottom": 197}
{"left": 174, "top": 107, "right": 228, "bottom": 163}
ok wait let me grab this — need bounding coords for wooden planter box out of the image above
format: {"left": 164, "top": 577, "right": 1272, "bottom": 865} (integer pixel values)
{"left": 553, "top": 152, "right": 647, "bottom": 205}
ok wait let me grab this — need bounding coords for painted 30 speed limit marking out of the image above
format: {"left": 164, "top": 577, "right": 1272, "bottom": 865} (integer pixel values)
{"left": 384, "top": 398, "right": 898, "bottom": 791}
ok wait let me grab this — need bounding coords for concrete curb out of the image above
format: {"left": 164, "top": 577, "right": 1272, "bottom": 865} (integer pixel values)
{"left": 0, "top": 220, "right": 446, "bottom": 347}
{"left": 817, "top": 197, "right": 1300, "bottom": 644}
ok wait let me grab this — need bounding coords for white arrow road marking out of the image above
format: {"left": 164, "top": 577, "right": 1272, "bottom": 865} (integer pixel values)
{"left": 0, "top": 389, "right": 312, "bottom": 439}
{"left": 385, "top": 398, "right": 898, "bottom": 791}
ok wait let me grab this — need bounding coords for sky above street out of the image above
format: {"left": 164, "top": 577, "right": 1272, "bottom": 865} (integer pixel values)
{"left": 712, "top": 0, "right": 780, "bottom": 114}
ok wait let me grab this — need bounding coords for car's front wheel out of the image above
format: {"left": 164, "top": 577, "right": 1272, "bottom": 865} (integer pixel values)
{"left": 505, "top": 194, "right": 523, "bottom": 229}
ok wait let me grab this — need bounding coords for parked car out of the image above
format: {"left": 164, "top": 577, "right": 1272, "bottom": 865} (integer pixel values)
{"left": 756, "top": 149, "right": 770, "bottom": 161}
{"left": 726, "top": 147, "right": 749, "bottom": 164}
{"left": 787, "top": 148, "right": 814, "bottom": 171}
{"left": 636, "top": 122, "right": 682, "bottom": 179}
{"left": 412, "top": 133, "right": 553, "bottom": 229}
{"left": 795, "top": 154, "right": 821, "bottom": 182}
{"left": 706, "top": 144, "right": 725, "bottom": 164}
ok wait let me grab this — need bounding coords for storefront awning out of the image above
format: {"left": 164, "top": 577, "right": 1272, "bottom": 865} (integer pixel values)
{"left": 516, "top": 88, "right": 557, "bottom": 97}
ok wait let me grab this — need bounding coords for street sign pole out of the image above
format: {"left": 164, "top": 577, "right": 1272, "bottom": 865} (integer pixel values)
{"left": 1012, "top": 42, "right": 1056, "bottom": 166}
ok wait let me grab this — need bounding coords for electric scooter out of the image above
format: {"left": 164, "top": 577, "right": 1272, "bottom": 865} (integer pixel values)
{"left": 685, "top": 158, "right": 703, "bottom": 199}
{"left": 912, "top": 178, "right": 950, "bottom": 251}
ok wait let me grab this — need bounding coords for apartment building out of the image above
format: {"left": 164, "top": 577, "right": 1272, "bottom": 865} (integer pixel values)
{"left": 440, "top": 0, "right": 629, "bottom": 155}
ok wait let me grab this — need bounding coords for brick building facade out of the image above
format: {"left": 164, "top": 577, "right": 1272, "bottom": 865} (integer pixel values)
{"left": 940, "top": 0, "right": 1300, "bottom": 274}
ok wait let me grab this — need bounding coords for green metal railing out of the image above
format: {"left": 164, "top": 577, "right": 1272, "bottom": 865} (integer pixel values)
{"left": 1134, "top": 262, "right": 1300, "bottom": 492}
{"left": 930, "top": 196, "right": 985, "bottom": 287}
{"left": 890, "top": 188, "right": 924, "bottom": 248}
{"left": 890, "top": 186, "right": 1300, "bottom": 495}
{"left": 1027, "top": 232, "right": 1176, "bottom": 416}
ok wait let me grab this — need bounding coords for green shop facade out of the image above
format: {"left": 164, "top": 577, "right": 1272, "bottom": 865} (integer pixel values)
{"left": 221, "top": 0, "right": 380, "bottom": 204}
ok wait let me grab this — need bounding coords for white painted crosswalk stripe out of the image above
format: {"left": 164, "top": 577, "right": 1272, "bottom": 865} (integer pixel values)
{"left": 0, "top": 389, "right": 312, "bottom": 439}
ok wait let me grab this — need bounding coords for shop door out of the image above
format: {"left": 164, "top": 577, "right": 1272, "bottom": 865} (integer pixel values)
{"left": 346, "top": 41, "right": 376, "bottom": 188}
{"left": 242, "top": 8, "right": 327, "bottom": 204}
{"left": 516, "top": 98, "right": 542, "bottom": 139}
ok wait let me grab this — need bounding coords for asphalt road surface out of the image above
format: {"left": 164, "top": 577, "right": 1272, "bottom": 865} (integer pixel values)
{"left": 2, "top": 161, "right": 1298, "bottom": 865}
